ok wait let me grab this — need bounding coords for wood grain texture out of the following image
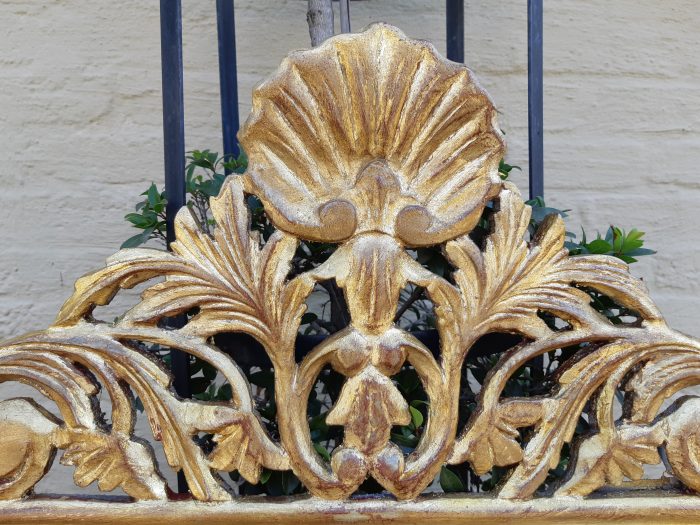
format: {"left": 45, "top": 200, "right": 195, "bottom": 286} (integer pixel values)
{"left": 1, "top": 23, "right": 700, "bottom": 521}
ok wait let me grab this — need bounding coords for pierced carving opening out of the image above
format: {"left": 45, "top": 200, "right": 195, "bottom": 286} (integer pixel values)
{"left": 91, "top": 280, "right": 160, "bottom": 325}
{"left": 395, "top": 283, "right": 438, "bottom": 332}
{"left": 389, "top": 365, "right": 429, "bottom": 453}
{"left": 577, "top": 286, "right": 645, "bottom": 327}
{"left": 307, "top": 364, "right": 344, "bottom": 466}
{"left": 301, "top": 280, "right": 350, "bottom": 337}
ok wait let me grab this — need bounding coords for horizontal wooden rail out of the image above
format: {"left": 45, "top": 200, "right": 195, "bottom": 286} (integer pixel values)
{"left": 2, "top": 492, "right": 700, "bottom": 524}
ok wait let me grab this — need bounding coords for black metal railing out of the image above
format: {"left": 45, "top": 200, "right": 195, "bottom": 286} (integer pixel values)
{"left": 527, "top": 0, "right": 544, "bottom": 199}
{"left": 159, "top": 0, "right": 189, "bottom": 493}
{"left": 216, "top": 0, "right": 240, "bottom": 164}
{"left": 446, "top": 0, "right": 464, "bottom": 63}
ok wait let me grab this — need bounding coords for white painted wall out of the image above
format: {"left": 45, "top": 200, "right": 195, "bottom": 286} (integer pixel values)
{"left": 2, "top": 1, "right": 699, "bottom": 337}
{"left": 1, "top": 0, "right": 699, "bottom": 492}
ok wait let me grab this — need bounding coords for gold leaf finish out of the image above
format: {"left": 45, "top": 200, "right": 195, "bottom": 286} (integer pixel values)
{"left": 55, "top": 428, "right": 166, "bottom": 499}
{"left": 240, "top": 25, "right": 504, "bottom": 246}
{"left": 0, "top": 399, "right": 58, "bottom": 499}
{"left": 2, "top": 22, "right": 700, "bottom": 522}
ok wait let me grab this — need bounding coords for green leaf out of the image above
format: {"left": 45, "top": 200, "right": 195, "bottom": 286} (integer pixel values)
{"left": 121, "top": 233, "right": 147, "bottom": 249}
{"left": 246, "top": 195, "right": 263, "bottom": 213}
{"left": 409, "top": 405, "right": 424, "bottom": 428}
{"left": 611, "top": 227, "right": 624, "bottom": 253}
{"left": 498, "top": 159, "right": 521, "bottom": 180}
{"left": 309, "top": 412, "right": 328, "bottom": 432}
{"left": 586, "top": 238, "right": 612, "bottom": 254}
{"left": 186, "top": 163, "right": 196, "bottom": 180}
{"left": 564, "top": 240, "right": 582, "bottom": 254}
{"left": 313, "top": 442, "right": 331, "bottom": 461}
{"left": 626, "top": 248, "right": 656, "bottom": 257}
{"left": 439, "top": 466, "right": 465, "bottom": 493}
{"left": 200, "top": 179, "right": 222, "bottom": 197}
{"left": 202, "top": 362, "right": 218, "bottom": 381}
{"left": 125, "top": 213, "right": 153, "bottom": 229}
{"left": 395, "top": 367, "right": 421, "bottom": 394}
{"left": 301, "top": 312, "right": 318, "bottom": 325}
{"left": 215, "top": 384, "right": 232, "bottom": 401}
{"left": 604, "top": 226, "right": 614, "bottom": 244}
{"left": 416, "top": 248, "right": 448, "bottom": 277}
{"left": 249, "top": 370, "right": 274, "bottom": 389}
{"left": 192, "top": 377, "right": 216, "bottom": 401}
{"left": 147, "top": 183, "right": 160, "bottom": 207}
{"left": 259, "top": 469, "right": 272, "bottom": 485}
{"left": 620, "top": 229, "right": 644, "bottom": 253}
{"left": 190, "top": 377, "right": 213, "bottom": 395}
{"left": 530, "top": 207, "right": 557, "bottom": 224}
{"left": 391, "top": 431, "right": 418, "bottom": 448}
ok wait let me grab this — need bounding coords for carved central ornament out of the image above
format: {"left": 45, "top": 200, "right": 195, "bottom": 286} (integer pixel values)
{"left": 2, "top": 24, "right": 700, "bottom": 507}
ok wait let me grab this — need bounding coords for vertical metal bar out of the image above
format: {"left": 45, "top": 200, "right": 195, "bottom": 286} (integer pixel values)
{"left": 160, "top": 0, "right": 186, "bottom": 253}
{"left": 159, "top": 0, "right": 190, "bottom": 493}
{"left": 216, "top": 0, "right": 240, "bottom": 166}
{"left": 446, "top": 0, "right": 464, "bottom": 63}
{"left": 527, "top": 0, "right": 545, "bottom": 381}
{"left": 339, "top": 0, "right": 351, "bottom": 33}
{"left": 527, "top": 0, "right": 544, "bottom": 199}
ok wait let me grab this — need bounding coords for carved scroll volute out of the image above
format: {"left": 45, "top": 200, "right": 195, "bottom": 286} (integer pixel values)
{"left": 0, "top": 399, "right": 59, "bottom": 499}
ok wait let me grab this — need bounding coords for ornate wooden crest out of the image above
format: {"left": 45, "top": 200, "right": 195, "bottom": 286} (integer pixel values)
{"left": 2, "top": 23, "right": 700, "bottom": 523}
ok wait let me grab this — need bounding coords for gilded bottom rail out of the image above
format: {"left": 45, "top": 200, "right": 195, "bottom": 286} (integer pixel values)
{"left": 2, "top": 493, "right": 700, "bottom": 525}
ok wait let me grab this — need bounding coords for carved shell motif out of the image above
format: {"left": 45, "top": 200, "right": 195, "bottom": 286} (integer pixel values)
{"left": 2, "top": 23, "right": 700, "bottom": 505}
{"left": 240, "top": 24, "right": 504, "bottom": 246}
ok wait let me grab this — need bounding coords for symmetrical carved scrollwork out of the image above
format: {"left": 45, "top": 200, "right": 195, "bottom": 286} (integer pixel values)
{"left": 2, "top": 24, "right": 700, "bottom": 505}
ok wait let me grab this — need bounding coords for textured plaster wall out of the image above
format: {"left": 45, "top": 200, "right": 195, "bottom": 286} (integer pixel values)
{"left": 2, "top": 1, "right": 699, "bottom": 337}
{"left": 0, "top": 0, "right": 699, "bottom": 492}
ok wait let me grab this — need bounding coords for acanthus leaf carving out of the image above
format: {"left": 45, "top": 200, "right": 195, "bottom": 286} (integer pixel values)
{"left": 208, "top": 418, "right": 266, "bottom": 484}
{"left": 55, "top": 428, "right": 167, "bottom": 500}
{"left": 556, "top": 423, "right": 664, "bottom": 497}
{"left": 2, "top": 23, "right": 700, "bottom": 508}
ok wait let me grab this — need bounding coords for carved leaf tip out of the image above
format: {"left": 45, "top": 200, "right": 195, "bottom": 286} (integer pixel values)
{"left": 209, "top": 422, "right": 264, "bottom": 484}
{"left": 555, "top": 425, "right": 664, "bottom": 498}
{"left": 56, "top": 429, "right": 167, "bottom": 500}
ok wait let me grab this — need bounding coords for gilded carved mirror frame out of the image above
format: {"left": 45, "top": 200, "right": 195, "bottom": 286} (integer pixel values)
{"left": 2, "top": 24, "right": 700, "bottom": 524}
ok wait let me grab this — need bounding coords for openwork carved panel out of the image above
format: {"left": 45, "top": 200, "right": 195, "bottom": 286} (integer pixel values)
{"left": 2, "top": 23, "right": 700, "bottom": 522}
